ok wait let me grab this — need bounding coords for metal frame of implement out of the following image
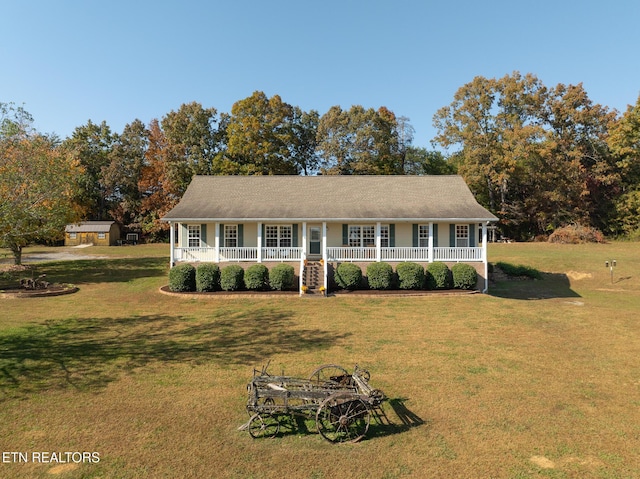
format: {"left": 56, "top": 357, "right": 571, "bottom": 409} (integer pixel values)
{"left": 244, "top": 363, "right": 386, "bottom": 443}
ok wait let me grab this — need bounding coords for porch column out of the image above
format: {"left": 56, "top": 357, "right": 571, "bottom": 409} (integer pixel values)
{"left": 169, "top": 221, "right": 175, "bottom": 267}
{"left": 215, "top": 222, "right": 220, "bottom": 262}
{"left": 482, "top": 222, "right": 489, "bottom": 293}
{"left": 301, "top": 222, "right": 307, "bottom": 260}
{"left": 322, "top": 222, "right": 328, "bottom": 290}
{"left": 257, "top": 222, "right": 262, "bottom": 263}
{"left": 428, "top": 222, "right": 434, "bottom": 262}
{"left": 375, "top": 222, "right": 381, "bottom": 262}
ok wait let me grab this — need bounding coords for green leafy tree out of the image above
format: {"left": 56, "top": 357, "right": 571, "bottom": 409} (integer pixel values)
{"left": 225, "top": 91, "right": 299, "bottom": 175}
{"left": 102, "top": 119, "right": 149, "bottom": 226}
{"left": 161, "top": 101, "right": 226, "bottom": 193}
{"left": 63, "top": 120, "right": 115, "bottom": 220}
{"left": 1, "top": 103, "right": 82, "bottom": 264}
{"left": 316, "top": 105, "right": 404, "bottom": 175}
{"left": 403, "top": 147, "right": 456, "bottom": 175}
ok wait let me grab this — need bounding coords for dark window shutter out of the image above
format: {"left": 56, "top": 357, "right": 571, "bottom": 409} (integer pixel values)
{"left": 261, "top": 224, "right": 265, "bottom": 247}
{"left": 412, "top": 224, "right": 418, "bottom": 247}
{"left": 292, "top": 224, "right": 298, "bottom": 247}
{"left": 342, "top": 224, "right": 348, "bottom": 245}
{"left": 220, "top": 224, "right": 224, "bottom": 246}
{"left": 201, "top": 224, "right": 207, "bottom": 246}
{"left": 389, "top": 224, "right": 395, "bottom": 247}
{"left": 450, "top": 224, "right": 456, "bottom": 247}
{"left": 469, "top": 224, "right": 476, "bottom": 247}
{"left": 433, "top": 224, "right": 438, "bottom": 247}
{"left": 238, "top": 224, "right": 244, "bottom": 247}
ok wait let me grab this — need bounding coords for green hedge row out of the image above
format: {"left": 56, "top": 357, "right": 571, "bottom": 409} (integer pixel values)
{"left": 168, "top": 263, "right": 295, "bottom": 292}
{"left": 333, "top": 261, "right": 478, "bottom": 291}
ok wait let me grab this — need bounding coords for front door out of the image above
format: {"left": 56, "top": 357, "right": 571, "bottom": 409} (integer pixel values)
{"left": 308, "top": 226, "right": 321, "bottom": 256}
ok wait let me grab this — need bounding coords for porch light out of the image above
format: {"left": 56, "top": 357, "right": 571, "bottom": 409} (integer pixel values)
{"left": 605, "top": 260, "right": 617, "bottom": 284}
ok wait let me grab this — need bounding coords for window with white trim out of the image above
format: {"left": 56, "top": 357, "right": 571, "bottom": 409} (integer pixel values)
{"left": 380, "top": 225, "right": 389, "bottom": 248}
{"left": 266, "top": 225, "right": 292, "bottom": 248}
{"left": 188, "top": 225, "right": 201, "bottom": 247}
{"left": 224, "top": 225, "right": 238, "bottom": 247}
{"left": 418, "top": 225, "right": 429, "bottom": 247}
{"left": 69, "top": 232, "right": 77, "bottom": 239}
{"left": 456, "top": 224, "right": 469, "bottom": 247}
{"left": 348, "top": 225, "right": 375, "bottom": 247}
{"left": 98, "top": 232, "right": 106, "bottom": 239}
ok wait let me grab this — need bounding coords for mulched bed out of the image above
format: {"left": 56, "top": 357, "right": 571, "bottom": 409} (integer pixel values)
{"left": 0, "top": 284, "right": 79, "bottom": 298}
{"left": 159, "top": 285, "right": 478, "bottom": 298}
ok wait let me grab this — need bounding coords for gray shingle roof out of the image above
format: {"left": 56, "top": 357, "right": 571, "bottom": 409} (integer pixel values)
{"left": 162, "top": 175, "right": 498, "bottom": 222}
{"left": 65, "top": 221, "right": 116, "bottom": 233}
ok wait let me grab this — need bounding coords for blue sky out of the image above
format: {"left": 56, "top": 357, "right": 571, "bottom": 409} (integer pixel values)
{"left": 3, "top": 0, "right": 639, "bottom": 149}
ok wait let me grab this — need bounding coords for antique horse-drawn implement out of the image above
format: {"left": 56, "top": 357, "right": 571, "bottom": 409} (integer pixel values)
{"left": 244, "top": 363, "right": 386, "bottom": 443}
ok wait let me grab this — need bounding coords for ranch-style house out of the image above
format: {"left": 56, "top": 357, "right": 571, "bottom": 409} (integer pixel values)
{"left": 162, "top": 175, "right": 498, "bottom": 293}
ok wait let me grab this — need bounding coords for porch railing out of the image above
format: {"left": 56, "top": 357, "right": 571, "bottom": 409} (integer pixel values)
{"left": 174, "top": 246, "right": 483, "bottom": 263}
{"left": 327, "top": 246, "right": 483, "bottom": 262}
{"left": 434, "top": 247, "right": 483, "bottom": 261}
{"left": 261, "top": 247, "right": 302, "bottom": 261}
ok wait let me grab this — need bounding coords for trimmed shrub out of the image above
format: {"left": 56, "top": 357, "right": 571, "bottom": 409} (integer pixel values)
{"left": 196, "top": 263, "right": 220, "bottom": 292}
{"left": 169, "top": 264, "right": 196, "bottom": 292}
{"left": 451, "top": 263, "right": 478, "bottom": 290}
{"left": 220, "top": 264, "right": 244, "bottom": 291}
{"left": 396, "top": 262, "right": 425, "bottom": 290}
{"left": 425, "top": 262, "right": 452, "bottom": 290}
{"left": 366, "top": 262, "right": 393, "bottom": 290}
{"left": 244, "top": 264, "right": 269, "bottom": 291}
{"left": 335, "top": 262, "right": 363, "bottom": 290}
{"left": 269, "top": 263, "right": 295, "bottom": 291}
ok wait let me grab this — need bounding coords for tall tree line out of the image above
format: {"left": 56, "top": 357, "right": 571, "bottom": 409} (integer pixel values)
{"left": 61, "top": 93, "right": 443, "bottom": 239}
{"left": 4, "top": 77, "right": 640, "bottom": 246}
{"left": 433, "top": 72, "right": 640, "bottom": 239}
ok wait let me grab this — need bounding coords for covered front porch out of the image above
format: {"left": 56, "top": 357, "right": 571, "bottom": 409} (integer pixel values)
{"left": 169, "top": 221, "right": 489, "bottom": 264}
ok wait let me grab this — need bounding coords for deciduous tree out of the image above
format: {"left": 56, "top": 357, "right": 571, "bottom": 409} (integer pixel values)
{"left": 0, "top": 103, "right": 82, "bottom": 264}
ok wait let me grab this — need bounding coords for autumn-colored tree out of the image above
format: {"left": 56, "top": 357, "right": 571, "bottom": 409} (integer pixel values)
{"left": 608, "top": 95, "right": 640, "bottom": 235}
{"left": 138, "top": 120, "right": 177, "bottom": 240}
{"left": 433, "top": 72, "right": 616, "bottom": 238}
{"left": 0, "top": 103, "right": 82, "bottom": 264}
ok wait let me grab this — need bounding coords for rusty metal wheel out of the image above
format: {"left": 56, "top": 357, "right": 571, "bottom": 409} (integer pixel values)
{"left": 247, "top": 413, "right": 280, "bottom": 439}
{"left": 316, "top": 394, "right": 370, "bottom": 443}
{"left": 308, "top": 364, "right": 351, "bottom": 388}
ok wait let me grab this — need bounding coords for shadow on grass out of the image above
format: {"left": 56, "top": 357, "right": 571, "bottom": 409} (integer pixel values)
{"left": 490, "top": 272, "right": 581, "bottom": 300}
{"left": 35, "top": 257, "right": 168, "bottom": 285}
{"left": 0, "top": 310, "right": 350, "bottom": 400}
{"left": 249, "top": 397, "right": 426, "bottom": 442}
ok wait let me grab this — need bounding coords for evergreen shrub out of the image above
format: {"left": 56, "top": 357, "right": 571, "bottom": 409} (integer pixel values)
{"left": 168, "top": 264, "right": 196, "bottom": 292}
{"left": 196, "top": 263, "right": 220, "bottom": 292}
{"left": 451, "top": 263, "right": 478, "bottom": 289}
{"left": 366, "top": 262, "right": 393, "bottom": 290}
{"left": 425, "top": 262, "right": 452, "bottom": 290}
{"left": 335, "top": 262, "right": 362, "bottom": 290}
{"left": 396, "top": 262, "right": 425, "bottom": 290}
{"left": 220, "top": 264, "right": 244, "bottom": 291}
{"left": 244, "top": 264, "right": 270, "bottom": 290}
{"left": 269, "top": 264, "right": 295, "bottom": 291}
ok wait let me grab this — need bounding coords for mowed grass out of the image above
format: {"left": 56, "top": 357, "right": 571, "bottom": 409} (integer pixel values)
{"left": 0, "top": 243, "right": 639, "bottom": 478}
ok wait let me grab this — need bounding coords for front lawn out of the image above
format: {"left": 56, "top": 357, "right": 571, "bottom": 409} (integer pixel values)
{"left": 0, "top": 242, "right": 639, "bottom": 478}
